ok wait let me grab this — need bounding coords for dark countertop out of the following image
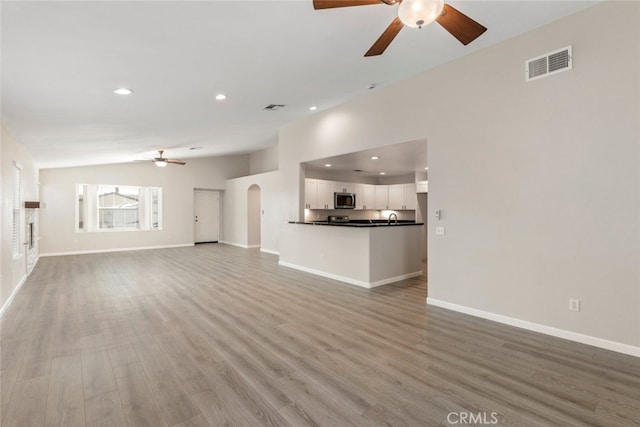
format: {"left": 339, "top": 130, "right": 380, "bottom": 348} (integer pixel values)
{"left": 288, "top": 220, "right": 424, "bottom": 228}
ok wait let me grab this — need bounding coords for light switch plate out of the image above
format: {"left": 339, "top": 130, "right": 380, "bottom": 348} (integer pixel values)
{"left": 435, "top": 226, "right": 445, "bottom": 236}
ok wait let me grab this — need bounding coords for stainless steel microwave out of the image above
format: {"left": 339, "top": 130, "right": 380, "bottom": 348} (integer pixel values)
{"left": 334, "top": 192, "right": 356, "bottom": 209}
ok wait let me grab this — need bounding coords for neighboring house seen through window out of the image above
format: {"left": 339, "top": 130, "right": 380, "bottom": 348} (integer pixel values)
{"left": 76, "top": 184, "right": 162, "bottom": 232}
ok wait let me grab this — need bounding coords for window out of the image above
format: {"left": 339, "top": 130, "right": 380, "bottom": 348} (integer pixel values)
{"left": 97, "top": 185, "right": 140, "bottom": 230}
{"left": 76, "top": 184, "right": 162, "bottom": 232}
{"left": 12, "top": 162, "right": 23, "bottom": 257}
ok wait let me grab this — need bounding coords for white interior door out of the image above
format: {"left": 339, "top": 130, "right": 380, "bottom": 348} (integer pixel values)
{"left": 194, "top": 190, "right": 220, "bottom": 243}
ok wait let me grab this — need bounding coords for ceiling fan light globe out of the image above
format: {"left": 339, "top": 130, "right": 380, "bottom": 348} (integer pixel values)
{"left": 398, "top": 0, "right": 444, "bottom": 28}
{"left": 155, "top": 160, "right": 168, "bottom": 167}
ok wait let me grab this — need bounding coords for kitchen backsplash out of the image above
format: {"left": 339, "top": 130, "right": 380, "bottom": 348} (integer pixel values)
{"left": 304, "top": 209, "right": 416, "bottom": 222}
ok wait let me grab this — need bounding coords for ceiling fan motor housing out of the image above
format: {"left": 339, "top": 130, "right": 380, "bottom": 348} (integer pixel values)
{"left": 397, "top": 0, "right": 444, "bottom": 29}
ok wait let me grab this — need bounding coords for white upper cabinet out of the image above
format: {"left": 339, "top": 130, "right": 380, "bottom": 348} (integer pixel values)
{"left": 389, "top": 183, "right": 416, "bottom": 210}
{"left": 375, "top": 185, "right": 389, "bottom": 210}
{"left": 305, "top": 178, "right": 333, "bottom": 209}
{"left": 333, "top": 182, "right": 354, "bottom": 193}
{"left": 305, "top": 179, "right": 416, "bottom": 210}
{"left": 388, "top": 184, "right": 404, "bottom": 210}
{"left": 404, "top": 183, "right": 417, "bottom": 210}
{"left": 304, "top": 179, "right": 319, "bottom": 209}
{"left": 317, "top": 180, "right": 334, "bottom": 210}
{"left": 354, "top": 183, "right": 375, "bottom": 210}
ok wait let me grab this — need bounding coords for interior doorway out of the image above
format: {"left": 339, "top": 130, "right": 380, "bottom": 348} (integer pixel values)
{"left": 194, "top": 189, "right": 220, "bottom": 243}
{"left": 247, "top": 184, "right": 261, "bottom": 248}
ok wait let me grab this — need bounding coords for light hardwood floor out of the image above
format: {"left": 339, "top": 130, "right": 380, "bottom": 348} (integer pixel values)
{"left": 1, "top": 244, "right": 639, "bottom": 426}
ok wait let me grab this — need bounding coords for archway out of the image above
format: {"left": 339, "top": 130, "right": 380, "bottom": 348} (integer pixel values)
{"left": 247, "top": 184, "right": 261, "bottom": 248}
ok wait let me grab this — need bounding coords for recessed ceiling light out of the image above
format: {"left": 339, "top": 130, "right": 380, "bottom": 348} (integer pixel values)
{"left": 215, "top": 94, "right": 227, "bottom": 101}
{"left": 371, "top": 156, "right": 379, "bottom": 160}
{"left": 379, "top": 172, "right": 386, "bottom": 175}
{"left": 113, "top": 88, "right": 133, "bottom": 95}
{"left": 425, "top": 167, "right": 429, "bottom": 170}
{"left": 309, "top": 106, "right": 318, "bottom": 111}
{"left": 324, "top": 164, "right": 332, "bottom": 167}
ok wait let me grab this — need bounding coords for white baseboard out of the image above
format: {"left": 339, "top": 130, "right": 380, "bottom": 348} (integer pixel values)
{"left": 260, "top": 248, "right": 279, "bottom": 256}
{"left": 279, "top": 261, "right": 371, "bottom": 288}
{"left": 40, "top": 243, "right": 194, "bottom": 257}
{"left": 32, "top": 255, "right": 40, "bottom": 272}
{"left": 1, "top": 253, "right": 42, "bottom": 318}
{"left": 427, "top": 298, "right": 640, "bottom": 358}
{"left": 0, "top": 275, "right": 27, "bottom": 319}
{"left": 219, "top": 241, "right": 250, "bottom": 249}
{"left": 278, "top": 261, "right": 421, "bottom": 289}
{"left": 220, "top": 241, "right": 279, "bottom": 254}
{"left": 370, "top": 271, "right": 423, "bottom": 288}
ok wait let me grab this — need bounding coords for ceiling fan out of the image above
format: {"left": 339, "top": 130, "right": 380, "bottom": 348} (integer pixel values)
{"left": 151, "top": 150, "right": 186, "bottom": 167}
{"left": 313, "top": 0, "right": 487, "bottom": 57}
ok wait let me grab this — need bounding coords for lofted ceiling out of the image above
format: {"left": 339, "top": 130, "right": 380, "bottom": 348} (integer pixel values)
{"left": 304, "top": 139, "right": 428, "bottom": 178}
{"left": 1, "top": 0, "right": 599, "bottom": 169}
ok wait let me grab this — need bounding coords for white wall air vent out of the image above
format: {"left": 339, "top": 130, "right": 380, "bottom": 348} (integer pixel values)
{"left": 525, "top": 45, "right": 572, "bottom": 82}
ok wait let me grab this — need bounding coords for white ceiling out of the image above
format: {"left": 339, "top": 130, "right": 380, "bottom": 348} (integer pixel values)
{"left": 304, "top": 139, "right": 428, "bottom": 178}
{"left": 1, "top": 0, "right": 599, "bottom": 169}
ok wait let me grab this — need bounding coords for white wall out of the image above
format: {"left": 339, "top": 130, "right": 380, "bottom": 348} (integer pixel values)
{"left": 222, "top": 171, "right": 280, "bottom": 254}
{"left": 247, "top": 185, "right": 261, "bottom": 247}
{"left": 249, "top": 144, "right": 279, "bottom": 175}
{"left": 39, "top": 155, "right": 249, "bottom": 255}
{"left": 416, "top": 192, "right": 428, "bottom": 265}
{"left": 1, "top": 124, "right": 39, "bottom": 312}
{"left": 278, "top": 1, "right": 640, "bottom": 352}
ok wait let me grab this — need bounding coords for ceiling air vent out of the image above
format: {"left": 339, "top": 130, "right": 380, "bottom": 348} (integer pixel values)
{"left": 525, "top": 45, "right": 572, "bottom": 82}
{"left": 264, "top": 104, "right": 286, "bottom": 111}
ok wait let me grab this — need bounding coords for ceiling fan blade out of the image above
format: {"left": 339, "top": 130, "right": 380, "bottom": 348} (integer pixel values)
{"left": 365, "top": 17, "right": 404, "bottom": 57}
{"left": 313, "top": 0, "right": 383, "bottom": 9}
{"left": 166, "top": 159, "right": 186, "bottom": 165}
{"left": 436, "top": 4, "right": 487, "bottom": 46}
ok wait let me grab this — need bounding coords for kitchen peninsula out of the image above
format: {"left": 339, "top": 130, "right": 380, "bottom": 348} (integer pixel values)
{"left": 280, "top": 220, "right": 423, "bottom": 288}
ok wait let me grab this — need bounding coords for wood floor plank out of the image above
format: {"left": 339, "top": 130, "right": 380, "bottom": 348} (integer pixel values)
{"left": 80, "top": 349, "right": 117, "bottom": 400}
{"left": 0, "top": 244, "right": 638, "bottom": 426}
{"left": 107, "top": 343, "right": 139, "bottom": 368}
{"left": 133, "top": 342, "right": 201, "bottom": 426}
{"left": 0, "top": 338, "right": 27, "bottom": 406}
{"left": 45, "top": 354, "right": 85, "bottom": 427}
{"left": 113, "top": 362, "right": 167, "bottom": 427}
{"left": 83, "top": 390, "right": 127, "bottom": 427}
{"left": 1, "top": 375, "right": 49, "bottom": 427}
{"left": 172, "top": 413, "right": 210, "bottom": 427}
{"left": 191, "top": 388, "right": 266, "bottom": 427}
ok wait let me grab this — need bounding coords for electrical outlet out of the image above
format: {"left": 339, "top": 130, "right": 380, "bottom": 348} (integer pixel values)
{"left": 435, "top": 226, "right": 445, "bottom": 236}
{"left": 569, "top": 298, "right": 580, "bottom": 312}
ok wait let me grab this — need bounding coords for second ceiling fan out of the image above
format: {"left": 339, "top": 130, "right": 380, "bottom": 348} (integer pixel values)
{"left": 313, "top": 0, "right": 487, "bottom": 57}
{"left": 152, "top": 150, "right": 186, "bottom": 167}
